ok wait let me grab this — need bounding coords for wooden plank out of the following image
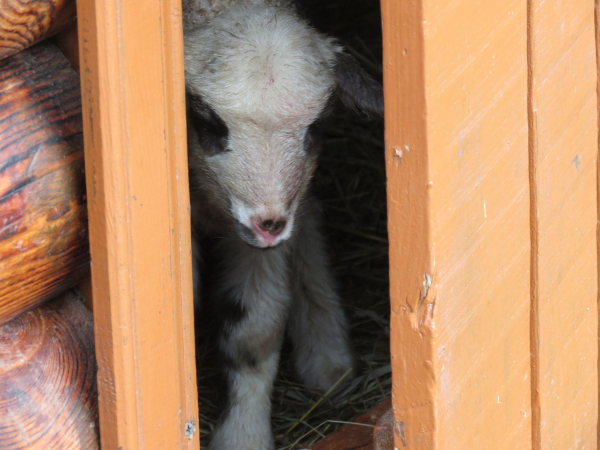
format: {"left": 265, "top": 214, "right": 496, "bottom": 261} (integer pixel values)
{"left": 529, "top": 0, "right": 599, "bottom": 448}
{"left": 0, "top": 291, "right": 98, "bottom": 449}
{"left": 0, "top": 43, "right": 89, "bottom": 325}
{"left": 0, "top": 0, "right": 76, "bottom": 61}
{"left": 381, "top": 0, "right": 531, "bottom": 448}
{"left": 596, "top": 0, "right": 600, "bottom": 445}
{"left": 309, "top": 400, "right": 391, "bottom": 450}
{"left": 372, "top": 408, "right": 394, "bottom": 450}
{"left": 76, "top": 0, "right": 200, "bottom": 448}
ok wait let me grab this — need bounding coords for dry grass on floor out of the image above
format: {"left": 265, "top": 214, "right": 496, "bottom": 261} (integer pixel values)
{"left": 197, "top": 1, "right": 389, "bottom": 448}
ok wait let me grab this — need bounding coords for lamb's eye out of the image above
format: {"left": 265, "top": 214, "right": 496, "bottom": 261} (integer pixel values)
{"left": 194, "top": 115, "right": 230, "bottom": 155}
{"left": 304, "top": 121, "right": 323, "bottom": 156}
{"left": 187, "top": 92, "right": 230, "bottom": 155}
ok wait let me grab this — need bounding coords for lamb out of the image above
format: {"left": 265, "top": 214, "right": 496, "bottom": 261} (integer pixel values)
{"left": 183, "top": 2, "right": 383, "bottom": 449}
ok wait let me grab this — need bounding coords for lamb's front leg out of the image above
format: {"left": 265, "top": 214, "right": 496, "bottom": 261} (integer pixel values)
{"left": 288, "top": 201, "right": 355, "bottom": 392}
{"left": 208, "top": 239, "right": 291, "bottom": 450}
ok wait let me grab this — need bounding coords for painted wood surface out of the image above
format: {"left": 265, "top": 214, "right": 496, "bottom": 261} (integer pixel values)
{"left": 0, "top": 0, "right": 76, "bottom": 61}
{"left": 0, "top": 42, "right": 89, "bottom": 325}
{"left": 381, "top": 0, "right": 532, "bottom": 448}
{"left": 528, "top": 0, "right": 599, "bottom": 448}
{"left": 76, "top": 0, "right": 200, "bottom": 448}
{"left": 0, "top": 291, "right": 98, "bottom": 449}
{"left": 596, "top": 0, "right": 600, "bottom": 446}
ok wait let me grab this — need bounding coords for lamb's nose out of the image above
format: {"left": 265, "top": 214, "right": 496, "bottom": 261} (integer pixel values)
{"left": 257, "top": 219, "right": 287, "bottom": 236}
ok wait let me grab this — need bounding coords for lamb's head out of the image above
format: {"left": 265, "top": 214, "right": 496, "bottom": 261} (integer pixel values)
{"left": 185, "top": 3, "right": 382, "bottom": 248}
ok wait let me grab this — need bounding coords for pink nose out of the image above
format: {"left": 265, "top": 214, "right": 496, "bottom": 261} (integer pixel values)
{"left": 252, "top": 218, "right": 287, "bottom": 246}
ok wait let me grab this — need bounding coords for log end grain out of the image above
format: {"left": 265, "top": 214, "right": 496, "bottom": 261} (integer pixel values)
{"left": 0, "top": 0, "right": 76, "bottom": 61}
{"left": 0, "top": 292, "right": 99, "bottom": 450}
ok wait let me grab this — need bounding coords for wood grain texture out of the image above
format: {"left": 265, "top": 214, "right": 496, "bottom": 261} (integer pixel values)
{"left": 0, "top": 42, "right": 89, "bottom": 325}
{"left": 0, "top": 0, "right": 76, "bottom": 61}
{"left": 529, "top": 0, "right": 599, "bottom": 448}
{"left": 309, "top": 400, "right": 391, "bottom": 450}
{"left": 77, "top": 0, "right": 200, "bottom": 448}
{"left": 0, "top": 291, "right": 99, "bottom": 450}
{"left": 382, "top": 0, "right": 532, "bottom": 448}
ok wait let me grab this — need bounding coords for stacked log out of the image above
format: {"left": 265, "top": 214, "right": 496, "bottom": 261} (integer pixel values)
{"left": 0, "top": 6, "right": 100, "bottom": 450}
{"left": 0, "top": 291, "right": 99, "bottom": 449}
{"left": 0, "top": 0, "right": 76, "bottom": 61}
{"left": 0, "top": 6, "right": 102, "bottom": 445}
{"left": 0, "top": 42, "right": 89, "bottom": 324}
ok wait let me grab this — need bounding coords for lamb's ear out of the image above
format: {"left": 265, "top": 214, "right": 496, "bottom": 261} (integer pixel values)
{"left": 334, "top": 51, "right": 384, "bottom": 116}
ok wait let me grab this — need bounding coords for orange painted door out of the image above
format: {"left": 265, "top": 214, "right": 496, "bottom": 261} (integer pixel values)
{"left": 381, "top": 0, "right": 599, "bottom": 448}
{"left": 529, "top": 0, "right": 599, "bottom": 448}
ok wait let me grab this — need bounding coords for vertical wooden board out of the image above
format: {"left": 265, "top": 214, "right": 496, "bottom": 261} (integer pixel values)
{"left": 382, "top": 0, "right": 436, "bottom": 447}
{"left": 426, "top": 0, "right": 532, "bottom": 448}
{"left": 597, "top": 0, "right": 600, "bottom": 446}
{"left": 529, "top": 0, "right": 599, "bottom": 448}
{"left": 382, "top": 0, "right": 531, "bottom": 448}
{"left": 76, "top": 0, "right": 199, "bottom": 448}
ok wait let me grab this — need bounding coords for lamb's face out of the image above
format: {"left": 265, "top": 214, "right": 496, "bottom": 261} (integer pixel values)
{"left": 187, "top": 87, "right": 326, "bottom": 248}
{"left": 185, "top": 4, "right": 383, "bottom": 248}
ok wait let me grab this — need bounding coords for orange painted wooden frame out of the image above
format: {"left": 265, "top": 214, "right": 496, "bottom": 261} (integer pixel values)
{"left": 528, "top": 0, "right": 599, "bottom": 447}
{"left": 381, "top": 0, "right": 599, "bottom": 448}
{"left": 76, "top": 0, "right": 200, "bottom": 448}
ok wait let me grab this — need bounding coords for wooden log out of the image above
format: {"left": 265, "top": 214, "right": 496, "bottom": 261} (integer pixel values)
{"left": 0, "top": 291, "right": 99, "bottom": 449}
{"left": 0, "top": 0, "right": 76, "bottom": 61}
{"left": 0, "top": 42, "right": 89, "bottom": 325}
